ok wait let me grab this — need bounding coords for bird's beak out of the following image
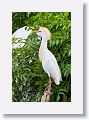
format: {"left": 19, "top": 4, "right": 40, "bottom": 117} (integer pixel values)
{"left": 32, "top": 30, "right": 38, "bottom": 33}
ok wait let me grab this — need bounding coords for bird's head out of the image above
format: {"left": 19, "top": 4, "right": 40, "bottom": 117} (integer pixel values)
{"left": 33, "top": 27, "right": 51, "bottom": 40}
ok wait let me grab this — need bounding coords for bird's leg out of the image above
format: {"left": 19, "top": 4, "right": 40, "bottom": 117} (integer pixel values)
{"left": 41, "top": 77, "right": 52, "bottom": 102}
{"left": 49, "top": 77, "right": 54, "bottom": 85}
{"left": 46, "top": 77, "right": 54, "bottom": 95}
{"left": 45, "top": 80, "right": 51, "bottom": 95}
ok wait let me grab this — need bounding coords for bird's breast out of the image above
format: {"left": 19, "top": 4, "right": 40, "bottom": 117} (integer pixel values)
{"left": 39, "top": 46, "right": 47, "bottom": 61}
{"left": 39, "top": 47, "right": 44, "bottom": 61}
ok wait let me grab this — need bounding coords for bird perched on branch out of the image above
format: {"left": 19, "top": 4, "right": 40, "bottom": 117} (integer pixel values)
{"left": 33, "top": 27, "right": 62, "bottom": 101}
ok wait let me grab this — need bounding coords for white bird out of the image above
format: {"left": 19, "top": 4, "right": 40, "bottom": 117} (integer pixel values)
{"left": 12, "top": 26, "right": 32, "bottom": 48}
{"left": 13, "top": 26, "right": 32, "bottom": 39}
{"left": 33, "top": 27, "right": 62, "bottom": 101}
{"left": 35, "top": 27, "right": 62, "bottom": 86}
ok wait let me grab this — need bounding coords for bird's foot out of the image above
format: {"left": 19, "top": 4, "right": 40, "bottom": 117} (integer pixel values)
{"left": 45, "top": 84, "right": 51, "bottom": 96}
{"left": 45, "top": 90, "right": 50, "bottom": 96}
{"left": 41, "top": 79, "right": 53, "bottom": 102}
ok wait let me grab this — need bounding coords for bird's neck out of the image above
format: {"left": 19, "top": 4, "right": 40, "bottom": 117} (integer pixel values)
{"left": 39, "top": 37, "right": 48, "bottom": 61}
{"left": 40, "top": 37, "right": 48, "bottom": 50}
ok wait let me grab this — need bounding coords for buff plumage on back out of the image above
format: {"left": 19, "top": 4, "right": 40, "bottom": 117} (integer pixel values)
{"left": 39, "top": 27, "right": 51, "bottom": 40}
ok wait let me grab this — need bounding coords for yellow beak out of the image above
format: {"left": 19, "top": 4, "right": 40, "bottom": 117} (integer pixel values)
{"left": 32, "top": 30, "right": 38, "bottom": 33}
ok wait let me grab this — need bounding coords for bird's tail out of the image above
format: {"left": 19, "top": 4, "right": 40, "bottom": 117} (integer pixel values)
{"left": 54, "top": 78, "right": 62, "bottom": 85}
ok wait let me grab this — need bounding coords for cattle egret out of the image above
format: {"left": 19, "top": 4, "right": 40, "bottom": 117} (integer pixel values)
{"left": 35, "top": 27, "right": 62, "bottom": 85}
{"left": 33, "top": 27, "right": 62, "bottom": 101}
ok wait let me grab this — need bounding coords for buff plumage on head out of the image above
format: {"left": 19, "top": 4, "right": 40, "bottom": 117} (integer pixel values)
{"left": 38, "top": 27, "right": 51, "bottom": 40}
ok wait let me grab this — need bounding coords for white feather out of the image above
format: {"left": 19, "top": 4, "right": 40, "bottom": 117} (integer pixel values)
{"left": 42, "top": 50, "right": 62, "bottom": 85}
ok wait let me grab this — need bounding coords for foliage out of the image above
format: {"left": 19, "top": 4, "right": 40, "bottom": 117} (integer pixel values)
{"left": 12, "top": 12, "right": 71, "bottom": 102}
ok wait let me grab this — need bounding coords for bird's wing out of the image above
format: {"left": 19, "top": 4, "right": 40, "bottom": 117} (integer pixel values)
{"left": 42, "top": 50, "right": 62, "bottom": 85}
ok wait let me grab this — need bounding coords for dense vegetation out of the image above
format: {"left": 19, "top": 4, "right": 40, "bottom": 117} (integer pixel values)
{"left": 12, "top": 12, "right": 71, "bottom": 102}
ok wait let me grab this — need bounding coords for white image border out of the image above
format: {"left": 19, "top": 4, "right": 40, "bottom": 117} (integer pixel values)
{"left": 0, "top": 0, "right": 83, "bottom": 114}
